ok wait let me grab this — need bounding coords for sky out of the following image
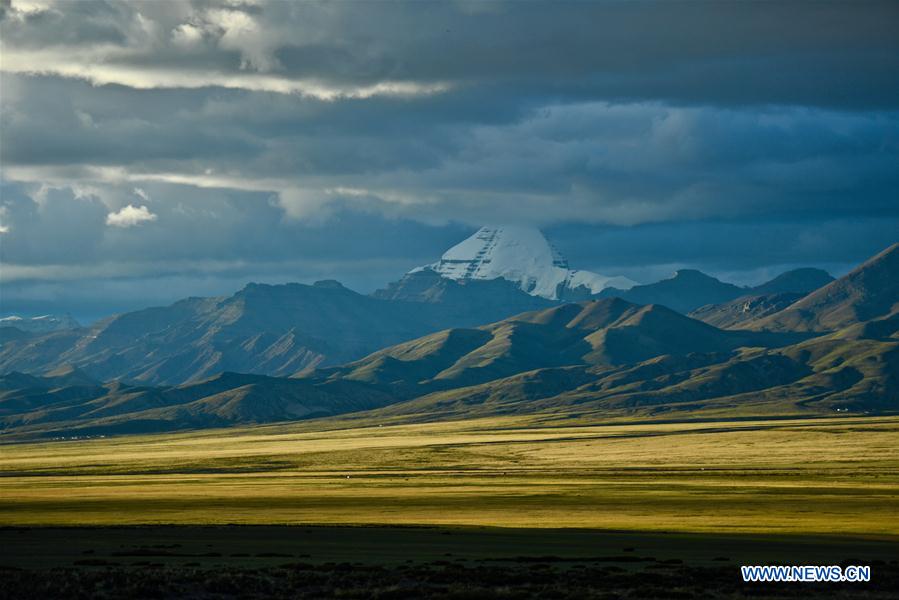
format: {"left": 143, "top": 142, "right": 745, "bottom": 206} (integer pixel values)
{"left": 1, "top": 0, "right": 898, "bottom": 323}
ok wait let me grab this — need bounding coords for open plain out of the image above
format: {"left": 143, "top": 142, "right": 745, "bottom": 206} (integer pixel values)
{"left": 2, "top": 415, "right": 897, "bottom": 535}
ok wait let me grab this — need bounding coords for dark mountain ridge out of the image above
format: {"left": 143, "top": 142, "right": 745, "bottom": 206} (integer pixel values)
{"left": 597, "top": 267, "right": 833, "bottom": 313}
{"left": 372, "top": 267, "right": 553, "bottom": 319}
{"left": 748, "top": 243, "right": 899, "bottom": 332}
{"left": 0, "top": 281, "right": 451, "bottom": 385}
{"left": 0, "top": 369, "right": 395, "bottom": 437}
{"left": 314, "top": 298, "right": 806, "bottom": 398}
{"left": 751, "top": 268, "right": 835, "bottom": 295}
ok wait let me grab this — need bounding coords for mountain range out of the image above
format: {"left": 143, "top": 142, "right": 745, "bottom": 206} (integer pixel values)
{"left": 1, "top": 227, "right": 833, "bottom": 386}
{"left": 1, "top": 241, "right": 896, "bottom": 440}
{"left": 0, "top": 279, "right": 529, "bottom": 386}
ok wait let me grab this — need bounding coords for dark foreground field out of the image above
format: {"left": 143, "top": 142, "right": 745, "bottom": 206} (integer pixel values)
{"left": 2, "top": 526, "right": 897, "bottom": 599}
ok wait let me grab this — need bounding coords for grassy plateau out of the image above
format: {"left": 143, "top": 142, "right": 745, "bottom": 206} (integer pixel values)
{"left": 2, "top": 414, "right": 897, "bottom": 535}
{"left": 2, "top": 414, "right": 898, "bottom": 598}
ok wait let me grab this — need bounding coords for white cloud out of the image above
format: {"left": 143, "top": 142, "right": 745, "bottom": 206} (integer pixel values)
{"left": 105, "top": 204, "right": 158, "bottom": 228}
{"left": 207, "top": 8, "right": 278, "bottom": 72}
{"left": 171, "top": 23, "right": 204, "bottom": 47}
{"left": 276, "top": 188, "right": 331, "bottom": 221}
{"left": 0, "top": 48, "right": 450, "bottom": 99}
{"left": 6, "top": 0, "right": 56, "bottom": 16}
{"left": 133, "top": 187, "right": 150, "bottom": 202}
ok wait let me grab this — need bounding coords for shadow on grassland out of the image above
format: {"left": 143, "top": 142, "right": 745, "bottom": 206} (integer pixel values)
{"left": 1, "top": 525, "right": 897, "bottom": 599}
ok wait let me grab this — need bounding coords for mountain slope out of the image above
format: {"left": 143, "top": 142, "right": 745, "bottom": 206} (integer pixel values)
{"left": 316, "top": 298, "right": 804, "bottom": 399}
{"left": 0, "top": 371, "right": 395, "bottom": 437}
{"left": 598, "top": 267, "right": 834, "bottom": 316}
{"left": 364, "top": 327, "right": 897, "bottom": 424}
{"left": 0, "top": 281, "right": 472, "bottom": 385}
{"left": 689, "top": 292, "right": 806, "bottom": 329}
{"left": 372, "top": 267, "right": 554, "bottom": 322}
{"left": 688, "top": 268, "right": 836, "bottom": 329}
{"left": 750, "top": 268, "right": 834, "bottom": 295}
{"left": 750, "top": 243, "right": 899, "bottom": 332}
{"left": 597, "top": 269, "right": 746, "bottom": 313}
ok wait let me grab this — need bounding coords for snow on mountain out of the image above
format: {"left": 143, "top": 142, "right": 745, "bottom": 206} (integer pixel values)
{"left": 413, "top": 225, "right": 636, "bottom": 300}
{"left": 0, "top": 313, "right": 81, "bottom": 333}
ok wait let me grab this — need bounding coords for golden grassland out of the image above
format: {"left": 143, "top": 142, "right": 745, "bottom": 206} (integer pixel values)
{"left": 1, "top": 415, "right": 897, "bottom": 536}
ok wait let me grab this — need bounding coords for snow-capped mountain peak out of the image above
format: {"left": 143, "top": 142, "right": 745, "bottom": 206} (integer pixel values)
{"left": 413, "top": 225, "right": 636, "bottom": 300}
{"left": 0, "top": 313, "right": 81, "bottom": 333}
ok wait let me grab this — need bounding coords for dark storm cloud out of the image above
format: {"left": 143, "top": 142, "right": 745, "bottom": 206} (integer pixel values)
{"left": 1, "top": 0, "right": 897, "bottom": 319}
{"left": 4, "top": 73, "right": 897, "bottom": 225}
{"left": 0, "top": 182, "right": 108, "bottom": 265}
{"left": 3, "top": 1, "right": 898, "bottom": 107}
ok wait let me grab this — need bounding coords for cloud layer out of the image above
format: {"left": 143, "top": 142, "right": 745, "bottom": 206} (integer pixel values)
{"left": 1, "top": 0, "right": 897, "bottom": 320}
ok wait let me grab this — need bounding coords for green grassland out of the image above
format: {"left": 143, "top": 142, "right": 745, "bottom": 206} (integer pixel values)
{"left": 2, "top": 415, "right": 897, "bottom": 537}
